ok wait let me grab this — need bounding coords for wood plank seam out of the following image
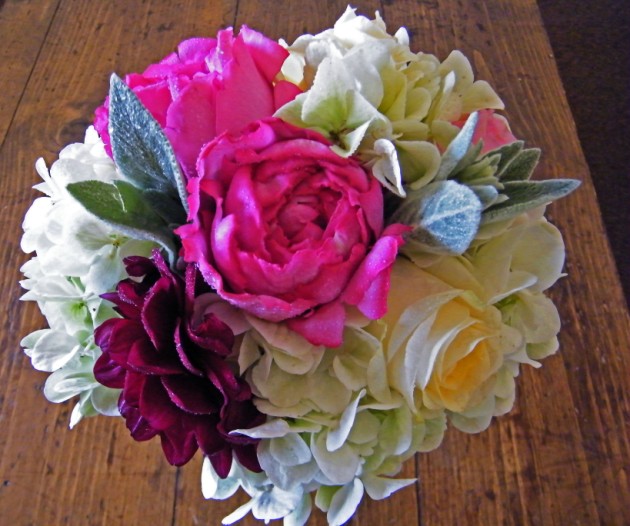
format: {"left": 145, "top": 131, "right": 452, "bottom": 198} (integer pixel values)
{"left": 0, "top": 0, "right": 62, "bottom": 153}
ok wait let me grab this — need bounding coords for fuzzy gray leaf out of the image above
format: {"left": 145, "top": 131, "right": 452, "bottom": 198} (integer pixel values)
{"left": 500, "top": 148, "right": 541, "bottom": 182}
{"left": 66, "top": 180, "right": 176, "bottom": 261}
{"left": 395, "top": 180, "right": 482, "bottom": 255}
{"left": 470, "top": 185, "right": 501, "bottom": 209}
{"left": 435, "top": 112, "right": 479, "bottom": 181}
{"left": 482, "top": 179, "right": 581, "bottom": 224}
{"left": 109, "top": 74, "right": 189, "bottom": 214}
{"left": 491, "top": 140, "right": 525, "bottom": 177}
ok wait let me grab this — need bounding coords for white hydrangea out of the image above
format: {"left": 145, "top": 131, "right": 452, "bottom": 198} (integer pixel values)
{"left": 208, "top": 400, "right": 444, "bottom": 525}
{"left": 221, "top": 309, "right": 445, "bottom": 524}
{"left": 20, "top": 127, "right": 156, "bottom": 425}
{"left": 276, "top": 7, "right": 504, "bottom": 196}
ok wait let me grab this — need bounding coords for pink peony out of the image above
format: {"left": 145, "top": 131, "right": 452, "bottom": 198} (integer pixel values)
{"left": 94, "top": 27, "right": 301, "bottom": 178}
{"left": 452, "top": 109, "right": 517, "bottom": 153}
{"left": 93, "top": 251, "right": 263, "bottom": 476}
{"left": 177, "top": 118, "right": 408, "bottom": 347}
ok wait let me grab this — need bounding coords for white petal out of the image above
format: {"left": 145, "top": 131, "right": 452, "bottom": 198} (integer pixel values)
{"left": 283, "top": 493, "right": 312, "bottom": 526}
{"left": 28, "top": 330, "right": 80, "bottom": 372}
{"left": 311, "top": 433, "right": 360, "bottom": 485}
{"left": 362, "top": 474, "right": 415, "bottom": 500}
{"left": 222, "top": 501, "right": 254, "bottom": 525}
{"left": 327, "top": 389, "right": 366, "bottom": 452}
{"left": 327, "top": 479, "right": 364, "bottom": 526}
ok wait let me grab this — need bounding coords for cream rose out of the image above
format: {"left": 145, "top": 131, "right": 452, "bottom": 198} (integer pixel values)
{"left": 381, "top": 259, "right": 522, "bottom": 419}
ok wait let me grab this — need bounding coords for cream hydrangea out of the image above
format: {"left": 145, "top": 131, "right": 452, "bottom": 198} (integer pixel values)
{"left": 20, "top": 127, "right": 156, "bottom": 425}
{"left": 221, "top": 311, "right": 445, "bottom": 525}
{"left": 276, "top": 7, "right": 505, "bottom": 196}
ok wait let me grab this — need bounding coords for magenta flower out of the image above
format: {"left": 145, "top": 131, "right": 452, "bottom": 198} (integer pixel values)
{"left": 93, "top": 251, "right": 263, "bottom": 476}
{"left": 177, "top": 118, "right": 408, "bottom": 347}
{"left": 94, "top": 27, "right": 301, "bottom": 178}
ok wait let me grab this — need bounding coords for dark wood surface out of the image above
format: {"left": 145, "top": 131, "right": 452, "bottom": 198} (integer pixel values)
{"left": 1, "top": 1, "right": 628, "bottom": 525}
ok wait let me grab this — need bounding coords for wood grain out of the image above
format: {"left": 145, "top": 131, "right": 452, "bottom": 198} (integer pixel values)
{"left": 0, "top": 0, "right": 628, "bottom": 525}
{"left": 0, "top": 0, "right": 61, "bottom": 144}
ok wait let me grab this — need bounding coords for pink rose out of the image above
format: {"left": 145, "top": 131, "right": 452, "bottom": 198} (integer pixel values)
{"left": 94, "top": 27, "right": 301, "bottom": 178}
{"left": 177, "top": 118, "right": 408, "bottom": 347}
{"left": 453, "top": 109, "right": 517, "bottom": 153}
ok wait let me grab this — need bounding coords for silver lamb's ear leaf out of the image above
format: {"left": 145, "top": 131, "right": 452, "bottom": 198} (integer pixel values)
{"left": 435, "top": 111, "right": 479, "bottom": 181}
{"left": 66, "top": 179, "right": 176, "bottom": 262}
{"left": 109, "top": 74, "right": 189, "bottom": 215}
{"left": 482, "top": 179, "right": 581, "bottom": 224}
{"left": 489, "top": 140, "right": 525, "bottom": 177}
{"left": 393, "top": 180, "right": 482, "bottom": 255}
{"left": 469, "top": 185, "right": 501, "bottom": 209}
{"left": 499, "top": 148, "right": 541, "bottom": 182}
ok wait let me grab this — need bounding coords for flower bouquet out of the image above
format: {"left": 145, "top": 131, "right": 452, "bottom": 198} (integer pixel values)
{"left": 20, "top": 6, "right": 579, "bottom": 525}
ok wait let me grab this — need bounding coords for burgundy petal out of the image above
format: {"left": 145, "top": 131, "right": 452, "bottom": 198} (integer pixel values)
{"left": 127, "top": 339, "right": 184, "bottom": 375}
{"left": 234, "top": 444, "right": 262, "bottom": 473}
{"left": 95, "top": 319, "right": 145, "bottom": 365}
{"left": 200, "top": 354, "right": 247, "bottom": 400}
{"left": 93, "top": 353, "right": 125, "bottom": 389}
{"left": 160, "top": 424, "right": 198, "bottom": 466}
{"left": 208, "top": 447, "right": 233, "bottom": 479}
{"left": 139, "top": 376, "right": 180, "bottom": 431}
{"left": 119, "top": 398, "right": 157, "bottom": 442}
{"left": 194, "top": 415, "right": 224, "bottom": 456}
{"left": 186, "top": 313, "right": 234, "bottom": 356}
{"left": 161, "top": 375, "right": 221, "bottom": 414}
{"left": 219, "top": 399, "right": 265, "bottom": 444}
{"left": 141, "top": 276, "right": 179, "bottom": 352}
{"left": 174, "top": 319, "right": 204, "bottom": 376}
{"left": 122, "top": 256, "right": 156, "bottom": 278}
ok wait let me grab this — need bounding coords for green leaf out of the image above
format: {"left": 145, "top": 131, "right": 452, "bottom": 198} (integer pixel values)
{"left": 109, "top": 74, "right": 188, "bottom": 214}
{"left": 393, "top": 180, "right": 482, "bottom": 255}
{"left": 469, "top": 184, "right": 502, "bottom": 209}
{"left": 490, "top": 140, "right": 524, "bottom": 177}
{"left": 66, "top": 180, "right": 176, "bottom": 260}
{"left": 482, "top": 179, "right": 581, "bottom": 224}
{"left": 142, "top": 189, "right": 188, "bottom": 226}
{"left": 499, "top": 148, "right": 541, "bottom": 182}
{"left": 435, "top": 111, "right": 478, "bottom": 181}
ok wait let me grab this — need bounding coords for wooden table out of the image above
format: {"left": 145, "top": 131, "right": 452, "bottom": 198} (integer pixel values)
{"left": 1, "top": 1, "right": 628, "bottom": 524}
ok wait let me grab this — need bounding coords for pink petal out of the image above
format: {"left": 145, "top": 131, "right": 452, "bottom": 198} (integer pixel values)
{"left": 274, "top": 80, "right": 303, "bottom": 108}
{"left": 165, "top": 77, "right": 217, "bottom": 178}
{"left": 239, "top": 26, "right": 289, "bottom": 84}
{"left": 213, "top": 33, "right": 276, "bottom": 136}
{"left": 452, "top": 109, "right": 516, "bottom": 154}
{"left": 287, "top": 301, "right": 346, "bottom": 347}
{"left": 341, "top": 224, "right": 409, "bottom": 319}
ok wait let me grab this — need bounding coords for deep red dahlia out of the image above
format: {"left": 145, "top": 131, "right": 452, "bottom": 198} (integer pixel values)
{"left": 94, "top": 250, "right": 263, "bottom": 477}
